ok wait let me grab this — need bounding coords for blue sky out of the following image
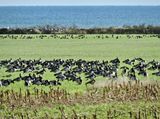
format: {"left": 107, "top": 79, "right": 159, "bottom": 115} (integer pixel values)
{"left": 0, "top": 0, "right": 160, "bottom": 6}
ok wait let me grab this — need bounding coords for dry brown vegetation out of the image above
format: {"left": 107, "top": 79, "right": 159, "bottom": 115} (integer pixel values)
{"left": 0, "top": 80, "right": 160, "bottom": 118}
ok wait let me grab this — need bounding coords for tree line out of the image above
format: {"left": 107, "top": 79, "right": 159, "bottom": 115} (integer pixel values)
{"left": 0, "top": 25, "right": 160, "bottom": 34}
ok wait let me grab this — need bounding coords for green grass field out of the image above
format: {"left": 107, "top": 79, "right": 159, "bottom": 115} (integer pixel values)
{"left": 0, "top": 34, "right": 160, "bottom": 118}
{"left": 0, "top": 34, "right": 160, "bottom": 60}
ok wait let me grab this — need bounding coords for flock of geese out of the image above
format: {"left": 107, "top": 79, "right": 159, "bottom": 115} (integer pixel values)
{"left": 0, "top": 58, "right": 159, "bottom": 87}
{"left": 0, "top": 34, "right": 159, "bottom": 40}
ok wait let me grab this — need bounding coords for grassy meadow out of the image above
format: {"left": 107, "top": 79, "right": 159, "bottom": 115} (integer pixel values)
{"left": 0, "top": 34, "right": 160, "bottom": 118}
{"left": 0, "top": 34, "right": 160, "bottom": 60}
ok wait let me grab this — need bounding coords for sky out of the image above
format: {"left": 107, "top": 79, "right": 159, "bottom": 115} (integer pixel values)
{"left": 0, "top": 0, "right": 160, "bottom": 6}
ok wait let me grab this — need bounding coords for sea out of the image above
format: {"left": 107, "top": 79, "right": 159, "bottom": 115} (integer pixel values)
{"left": 0, "top": 6, "right": 160, "bottom": 28}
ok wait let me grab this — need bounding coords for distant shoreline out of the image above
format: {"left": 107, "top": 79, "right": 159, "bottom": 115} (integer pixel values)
{"left": 0, "top": 25, "right": 160, "bottom": 34}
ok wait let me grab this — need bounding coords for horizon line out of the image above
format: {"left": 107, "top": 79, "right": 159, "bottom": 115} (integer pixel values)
{"left": 0, "top": 5, "right": 160, "bottom": 7}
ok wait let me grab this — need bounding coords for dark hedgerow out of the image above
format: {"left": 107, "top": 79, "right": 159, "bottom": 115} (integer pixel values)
{"left": 0, "top": 25, "right": 160, "bottom": 34}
